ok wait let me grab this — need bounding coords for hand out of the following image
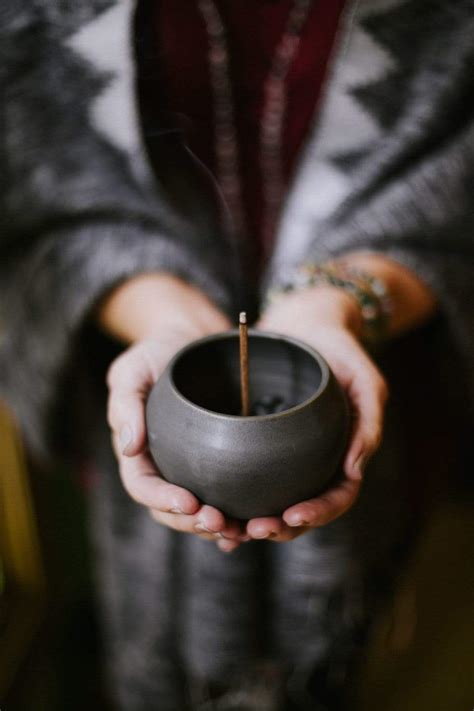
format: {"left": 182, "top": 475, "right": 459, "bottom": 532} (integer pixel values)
{"left": 104, "top": 275, "right": 247, "bottom": 552}
{"left": 245, "top": 286, "right": 388, "bottom": 542}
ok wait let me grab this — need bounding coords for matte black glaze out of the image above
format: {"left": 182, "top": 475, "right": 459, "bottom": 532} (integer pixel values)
{"left": 146, "top": 330, "right": 350, "bottom": 520}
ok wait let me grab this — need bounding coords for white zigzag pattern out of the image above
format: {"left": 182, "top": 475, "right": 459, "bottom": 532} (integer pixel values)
{"left": 270, "top": 0, "right": 404, "bottom": 273}
{"left": 65, "top": 0, "right": 404, "bottom": 263}
{"left": 66, "top": 1, "right": 144, "bottom": 162}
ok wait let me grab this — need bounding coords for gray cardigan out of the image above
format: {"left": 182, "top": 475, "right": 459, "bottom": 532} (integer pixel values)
{"left": 2, "top": 3, "right": 474, "bottom": 707}
{"left": 2, "top": 0, "right": 474, "bottom": 455}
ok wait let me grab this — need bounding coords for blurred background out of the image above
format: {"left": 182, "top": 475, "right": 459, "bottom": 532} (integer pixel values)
{"left": 1, "top": 335, "right": 473, "bottom": 711}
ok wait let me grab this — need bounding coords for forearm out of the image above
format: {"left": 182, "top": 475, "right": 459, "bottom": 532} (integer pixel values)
{"left": 97, "top": 272, "right": 231, "bottom": 344}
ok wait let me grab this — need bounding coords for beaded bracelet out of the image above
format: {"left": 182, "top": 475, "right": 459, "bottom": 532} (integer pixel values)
{"left": 267, "top": 261, "right": 392, "bottom": 346}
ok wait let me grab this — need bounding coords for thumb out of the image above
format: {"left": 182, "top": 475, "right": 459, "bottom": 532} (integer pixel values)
{"left": 106, "top": 349, "right": 157, "bottom": 457}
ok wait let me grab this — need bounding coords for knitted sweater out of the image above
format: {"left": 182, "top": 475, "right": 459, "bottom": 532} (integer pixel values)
{"left": 2, "top": 0, "right": 474, "bottom": 452}
{"left": 2, "top": 2, "right": 474, "bottom": 708}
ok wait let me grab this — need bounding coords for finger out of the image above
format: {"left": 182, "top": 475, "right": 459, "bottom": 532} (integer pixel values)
{"left": 150, "top": 504, "right": 226, "bottom": 534}
{"left": 266, "top": 526, "right": 307, "bottom": 542}
{"left": 217, "top": 539, "right": 241, "bottom": 553}
{"left": 106, "top": 348, "right": 158, "bottom": 456}
{"left": 283, "top": 478, "right": 361, "bottom": 528}
{"left": 108, "top": 392, "right": 148, "bottom": 456}
{"left": 246, "top": 519, "right": 308, "bottom": 543}
{"left": 150, "top": 509, "right": 221, "bottom": 541}
{"left": 150, "top": 509, "right": 215, "bottom": 536}
{"left": 196, "top": 509, "right": 247, "bottom": 541}
{"left": 246, "top": 516, "right": 286, "bottom": 540}
{"left": 221, "top": 519, "right": 249, "bottom": 541}
{"left": 150, "top": 505, "right": 240, "bottom": 539}
{"left": 115, "top": 441, "right": 200, "bottom": 514}
{"left": 193, "top": 504, "right": 227, "bottom": 534}
{"left": 343, "top": 366, "right": 388, "bottom": 480}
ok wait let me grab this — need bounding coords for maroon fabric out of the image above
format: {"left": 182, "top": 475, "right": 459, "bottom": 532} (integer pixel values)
{"left": 150, "top": 0, "right": 345, "bottom": 257}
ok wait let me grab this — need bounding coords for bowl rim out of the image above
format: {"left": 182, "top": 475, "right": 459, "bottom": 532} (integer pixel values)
{"left": 164, "top": 329, "right": 331, "bottom": 422}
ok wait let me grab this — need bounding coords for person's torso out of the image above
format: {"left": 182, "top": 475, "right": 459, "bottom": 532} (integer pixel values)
{"left": 138, "top": 0, "right": 345, "bottom": 264}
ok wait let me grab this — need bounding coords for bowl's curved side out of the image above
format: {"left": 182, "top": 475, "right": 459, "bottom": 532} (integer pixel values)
{"left": 146, "top": 366, "right": 350, "bottom": 520}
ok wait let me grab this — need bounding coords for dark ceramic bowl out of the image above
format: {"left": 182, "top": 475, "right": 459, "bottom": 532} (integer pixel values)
{"left": 146, "top": 330, "right": 350, "bottom": 520}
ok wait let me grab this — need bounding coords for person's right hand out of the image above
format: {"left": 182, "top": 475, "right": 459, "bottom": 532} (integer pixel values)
{"left": 102, "top": 274, "right": 246, "bottom": 552}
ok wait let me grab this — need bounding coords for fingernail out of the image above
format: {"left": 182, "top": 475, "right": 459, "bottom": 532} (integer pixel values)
{"left": 170, "top": 507, "right": 185, "bottom": 514}
{"left": 120, "top": 424, "right": 133, "bottom": 454}
{"left": 218, "top": 540, "right": 238, "bottom": 554}
{"left": 353, "top": 455, "right": 368, "bottom": 480}
{"left": 253, "top": 530, "right": 275, "bottom": 539}
{"left": 195, "top": 523, "right": 213, "bottom": 534}
{"left": 288, "top": 519, "right": 309, "bottom": 528}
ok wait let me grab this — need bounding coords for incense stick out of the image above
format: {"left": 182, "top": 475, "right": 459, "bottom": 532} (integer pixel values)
{"left": 239, "top": 312, "right": 250, "bottom": 416}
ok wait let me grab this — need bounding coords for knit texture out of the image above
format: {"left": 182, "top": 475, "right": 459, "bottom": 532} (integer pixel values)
{"left": 1, "top": 1, "right": 474, "bottom": 708}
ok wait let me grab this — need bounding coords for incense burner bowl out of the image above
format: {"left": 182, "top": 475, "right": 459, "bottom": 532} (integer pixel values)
{"left": 146, "top": 330, "right": 350, "bottom": 520}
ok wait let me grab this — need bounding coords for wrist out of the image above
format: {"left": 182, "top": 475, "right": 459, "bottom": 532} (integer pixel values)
{"left": 259, "top": 285, "right": 364, "bottom": 340}
{"left": 267, "top": 260, "right": 392, "bottom": 346}
{"left": 298, "top": 286, "right": 363, "bottom": 335}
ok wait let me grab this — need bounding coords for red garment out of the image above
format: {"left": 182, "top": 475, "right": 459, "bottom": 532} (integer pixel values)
{"left": 151, "top": 0, "right": 345, "bottom": 257}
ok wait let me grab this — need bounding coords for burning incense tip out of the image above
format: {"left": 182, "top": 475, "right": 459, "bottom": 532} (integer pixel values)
{"left": 239, "top": 311, "right": 247, "bottom": 325}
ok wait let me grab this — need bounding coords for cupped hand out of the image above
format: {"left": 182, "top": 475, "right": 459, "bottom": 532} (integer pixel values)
{"left": 246, "top": 285, "right": 389, "bottom": 542}
{"left": 104, "top": 275, "right": 246, "bottom": 552}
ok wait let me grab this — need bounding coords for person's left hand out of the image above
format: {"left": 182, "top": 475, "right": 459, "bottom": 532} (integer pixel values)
{"left": 244, "top": 285, "right": 389, "bottom": 543}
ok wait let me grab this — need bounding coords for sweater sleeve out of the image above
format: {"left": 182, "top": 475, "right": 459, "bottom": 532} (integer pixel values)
{"left": 295, "top": 119, "right": 474, "bottom": 392}
{"left": 0, "top": 3, "right": 237, "bottom": 458}
{"left": 263, "top": 4, "right": 474, "bottom": 407}
{"left": 270, "top": 122, "right": 474, "bottom": 411}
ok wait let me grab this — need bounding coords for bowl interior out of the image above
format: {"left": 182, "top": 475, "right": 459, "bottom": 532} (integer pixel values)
{"left": 171, "top": 333, "right": 323, "bottom": 416}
